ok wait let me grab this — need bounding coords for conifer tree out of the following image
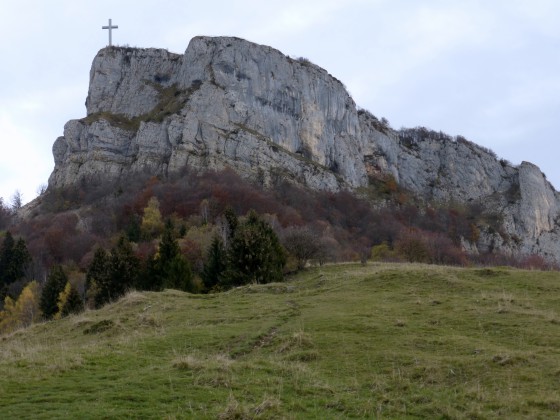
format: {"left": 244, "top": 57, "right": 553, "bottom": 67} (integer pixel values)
{"left": 0, "top": 232, "right": 14, "bottom": 298}
{"left": 159, "top": 220, "right": 180, "bottom": 264}
{"left": 56, "top": 282, "right": 84, "bottom": 318}
{"left": 86, "top": 238, "right": 140, "bottom": 308}
{"left": 224, "top": 206, "right": 238, "bottom": 241}
{"left": 0, "top": 232, "right": 15, "bottom": 278}
{"left": 109, "top": 236, "right": 140, "bottom": 297}
{"left": 222, "top": 211, "right": 286, "bottom": 287}
{"left": 86, "top": 247, "right": 111, "bottom": 308}
{"left": 40, "top": 265, "right": 68, "bottom": 320}
{"left": 162, "top": 255, "right": 193, "bottom": 291}
{"left": 0, "top": 233, "right": 31, "bottom": 292}
{"left": 201, "top": 236, "right": 226, "bottom": 291}
{"left": 125, "top": 215, "right": 142, "bottom": 242}
{"left": 148, "top": 220, "right": 194, "bottom": 292}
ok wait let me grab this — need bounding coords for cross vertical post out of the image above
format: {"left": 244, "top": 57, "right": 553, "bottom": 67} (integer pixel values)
{"left": 102, "top": 19, "right": 118, "bottom": 46}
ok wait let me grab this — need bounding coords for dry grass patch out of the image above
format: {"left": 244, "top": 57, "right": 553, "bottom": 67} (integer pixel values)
{"left": 172, "top": 353, "right": 234, "bottom": 372}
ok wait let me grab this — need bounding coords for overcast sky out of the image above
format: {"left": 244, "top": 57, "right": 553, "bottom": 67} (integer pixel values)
{"left": 1, "top": 0, "right": 559, "bottom": 204}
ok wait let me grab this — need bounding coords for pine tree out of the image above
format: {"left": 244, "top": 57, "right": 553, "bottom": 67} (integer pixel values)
{"left": 148, "top": 221, "right": 194, "bottom": 292}
{"left": 224, "top": 206, "right": 238, "bottom": 241}
{"left": 0, "top": 232, "right": 14, "bottom": 297}
{"left": 0, "top": 232, "right": 15, "bottom": 280}
{"left": 86, "top": 247, "right": 111, "bottom": 308}
{"left": 201, "top": 236, "right": 226, "bottom": 291}
{"left": 0, "top": 233, "right": 30, "bottom": 291}
{"left": 222, "top": 211, "right": 286, "bottom": 287}
{"left": 125, "top": 215, "right": 142, "bottom": 242}
{"left": 56, "top": 282, "right": 84, "bottom": 318}
{"left": 86, "top": 238, "right": 140, "bottom": 308}
{"left": 159, "top": 220, "right": 180, "bottom": 263}
{"left": 40, "top": 266, "right": 68, "bottom": 320}
{"left": 109, "top": 236, "right": 140, "bottom": 297}
{"left": 162, "top": 255, "right": 193, "bottom": 291}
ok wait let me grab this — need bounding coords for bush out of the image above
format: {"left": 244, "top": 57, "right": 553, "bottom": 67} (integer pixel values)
{"left": 370, "top": 243, "right": 396, "bottom": 262}
{"left": 395, "top": 231, "right": 430, "bottom": 263}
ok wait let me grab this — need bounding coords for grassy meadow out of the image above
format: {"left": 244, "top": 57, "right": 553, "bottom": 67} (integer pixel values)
{"left": 1, "top": 263, "right": 560, "bottom": 418}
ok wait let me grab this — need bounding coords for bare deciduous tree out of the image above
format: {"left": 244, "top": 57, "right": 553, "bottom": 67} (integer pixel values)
{"left": 282, "top": 226, "right": 321, "bottom": 270}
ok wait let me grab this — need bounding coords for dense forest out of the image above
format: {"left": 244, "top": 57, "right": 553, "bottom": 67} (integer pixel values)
{"left": 0, "top": 169, "right": 555, "bottom": 334}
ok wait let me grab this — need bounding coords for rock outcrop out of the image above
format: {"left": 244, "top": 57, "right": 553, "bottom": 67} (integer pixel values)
{"left": 50, "top": 37, "right": 365, "bottom": 192}
{"left": 48, "top": 36, "right": 560, "bottom": 262}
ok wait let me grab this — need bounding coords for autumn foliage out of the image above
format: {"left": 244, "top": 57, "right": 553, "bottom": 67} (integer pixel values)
{"left": 1, "top": 166, "right": 559, "bottom": 335}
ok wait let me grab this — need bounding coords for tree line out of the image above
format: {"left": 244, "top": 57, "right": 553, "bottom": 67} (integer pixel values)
{"left": 1, "top": 206, "right": 308, "bottom": 335}
{"left": 2, "top": 168, "right": 557, "bottom": 335}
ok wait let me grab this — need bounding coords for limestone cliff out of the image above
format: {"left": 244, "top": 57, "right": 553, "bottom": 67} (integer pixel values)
{"left": 359, "top": 112, "right": 560, "bottom": 262}
{"left": 48, "top": 36, "right": 560, "bottom": 262}
{"left": 50, "top": 37, "right": 365, "bottom": 192}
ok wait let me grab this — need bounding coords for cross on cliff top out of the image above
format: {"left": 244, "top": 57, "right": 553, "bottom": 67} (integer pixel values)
{"left": 102, "top": 19, "right": 118, "bottom": 46}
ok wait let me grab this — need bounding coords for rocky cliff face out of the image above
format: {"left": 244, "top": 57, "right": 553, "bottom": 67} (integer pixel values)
{"left": 50, "top": 37, "right": 365, "bottom": 192}
{"left": 359, "top": 113, "right": 560, "bottom": 262}
{"left": 48, "top": 36, "right": 560, "bottom": 262}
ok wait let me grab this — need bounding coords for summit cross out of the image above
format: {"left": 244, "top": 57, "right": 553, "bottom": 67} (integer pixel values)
{"left": 102, "top": 19, "right": 118, "bottom": 46}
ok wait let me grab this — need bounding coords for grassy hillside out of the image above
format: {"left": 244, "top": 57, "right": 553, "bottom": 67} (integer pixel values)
{"left": 1, "top": 263, "right": 560, "bottom": 418}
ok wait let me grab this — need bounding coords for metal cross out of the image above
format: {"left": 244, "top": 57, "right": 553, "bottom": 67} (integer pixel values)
{"left": 102, "top": 19, "right": 118, "bottom": 46}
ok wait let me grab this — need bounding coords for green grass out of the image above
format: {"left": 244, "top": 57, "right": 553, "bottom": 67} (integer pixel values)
{"left": 1, "top": 263, "right": 560, "bottom": 418}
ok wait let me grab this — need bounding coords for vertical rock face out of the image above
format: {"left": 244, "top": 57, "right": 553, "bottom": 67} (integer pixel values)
{"left": 48, "top": 36, "right": 560, "bottom": 262}
{"left": 359, "top": 110, "right": 560, "bottom": 262}
{"left": 86, "top": 48, "right": 183, "bottom": 117}
{"left": 511, "top": 162, "right": 560, "bottom": 259}
{"left": 50, "top": 36, "right": 366, "bottom": 192}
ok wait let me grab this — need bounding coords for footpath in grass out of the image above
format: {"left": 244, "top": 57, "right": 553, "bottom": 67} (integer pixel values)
{"left": 1, "top": 263, "right": 560, "bottom": 418}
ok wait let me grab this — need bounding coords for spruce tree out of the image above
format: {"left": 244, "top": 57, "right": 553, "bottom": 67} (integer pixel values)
{"left": 162, "top": 255, "right": 193, "bottom": 291}
{"left": 86, "top": 238, "right": 140, "bottom": 308}
{"left": 40, "top": 265, "right": 68, "bottom": 320}
{"left": 125, "top": 215, "right": 142, "bottom": 242}
{"left": 148, "top": 220, "right": 194, "bottom": 292}
{"left": 86, "top": 247, "right": 111, "bottom": 308}
{"left": 223, "top": 206, "right": 238, "bottom": 243}
{"left": 201, "top": 236, "right": 226, "bottom": 291}
{"left": 223, "top": 211, "right": 286, "bottom": 287}
{"left": 59, "top": 283, "right": 84, "bottom": 317}
{"left": 109, "top": 236, "right": 140, "bottom": 297}
{"left": 0, "top": 232, "right": 15, "bottom": 283}
{"left": 159, "top": 220, "right": 180, "bottom": 264}
{"left": 0, "top": 233, "right": 30, "bottom": 291}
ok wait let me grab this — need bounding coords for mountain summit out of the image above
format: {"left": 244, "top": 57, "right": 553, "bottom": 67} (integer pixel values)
{"left": 47, "top": 36, "right": 560, "bottom": 262}
{"left": 50, "top": 36, "right": 365, "bottom": 191}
